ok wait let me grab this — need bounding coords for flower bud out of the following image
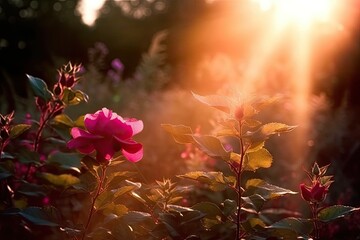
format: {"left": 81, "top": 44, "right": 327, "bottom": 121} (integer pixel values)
{"left": 59, "top": 73, "right": 67, "bottom": 86}
{"left": 66, "top": 76, "right": 75, "bottom": 87}
{"left": 234, "top": 105, "right": 244, "bottom": 121}
{"left": 300, "top": 181, "right": 328, "bottom": 203}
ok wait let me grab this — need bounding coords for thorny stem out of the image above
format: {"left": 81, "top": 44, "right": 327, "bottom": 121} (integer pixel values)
{"left": 26, "top": 103, "right": 62, "bottom": 180}
{"left": 82, "top": 165, "right": 107, "bottom": 240}
{"left": 236, "top": 123, "right": 245, "bottom": 240}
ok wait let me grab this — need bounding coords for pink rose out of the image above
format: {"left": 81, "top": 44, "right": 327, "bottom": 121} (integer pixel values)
{"left": 67, "top": 108, "right": 143, "bottom": 163}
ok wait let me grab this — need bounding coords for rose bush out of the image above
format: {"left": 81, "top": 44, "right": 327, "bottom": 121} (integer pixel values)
{"left": 0, "top": 63, "right": 359, "bottom": 240}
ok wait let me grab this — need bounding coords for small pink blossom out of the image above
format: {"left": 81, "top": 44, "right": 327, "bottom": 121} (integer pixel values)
{"left": 67, "top": 108, "right": 143, "bottom": 163}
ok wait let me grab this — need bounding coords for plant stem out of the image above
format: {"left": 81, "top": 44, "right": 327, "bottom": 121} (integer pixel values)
{"left": 312, "top": 203, "right": 319, "bottom": 240}
{"left": 236, "top": 123, "right": 245, "bottom": 240}
{"left": 82, "top": 165, "right": 107, "bottom": 240}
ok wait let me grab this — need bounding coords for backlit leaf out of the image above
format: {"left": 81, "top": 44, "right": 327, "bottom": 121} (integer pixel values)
{"left": 101, "top": 203, "right": 128, "bottom": 217}
{"left": 161, "top": 124, "right": 194, "bottom": 144}
{"left": 42, "top": 173, "right": 80, "bottom": 187}
{"left": 243, "top": 148, "right": 272, "bottom": 171}
{"left": 261, "top": 122, "right": 296, "bottom": 136}
{"left": 178, "top": 171, "right": 235, "bottom": 191}
{"left": 192, "top": 135, "right": 230, "bottom": 158}
{"left": 27, "top": 74, "right": 53, "bottom": 102}
{"left": 266, "top": 217, "right": 312, "bottom": 237}
{"left": 192, "top": 92, "right": 232, "bottom": 114}
{"left": 241, "top": 194, "right": 266, "bottom": 212}
{"left": 52, "top": 114, "right": 74, "bottom": 127}
{"left": 245, "top": 179, "right": 297, "bottom": 199}
{"left": 10, "top": 124, "right": 31, "bottom": 139}
{"left": 318, "top": 205, "right": 360, "bottom": 222}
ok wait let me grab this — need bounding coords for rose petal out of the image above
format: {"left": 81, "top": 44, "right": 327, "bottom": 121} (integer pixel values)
{"left": 67, "top": 138, "right": 95, "bottom": 154}
{"left": 122, "top": 146, "right": 143, "bottom": 162}
{"left": 125, "top": 118, "right": 143, "bottom": 136}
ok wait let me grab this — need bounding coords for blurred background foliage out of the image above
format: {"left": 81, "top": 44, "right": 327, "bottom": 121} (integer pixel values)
{"left": 1, "top": 0, "right": 360, "bottom": 237}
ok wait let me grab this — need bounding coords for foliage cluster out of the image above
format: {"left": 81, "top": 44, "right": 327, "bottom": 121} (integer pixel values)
{"left": 0, "top": 62, "right": 359, "bottom": 240}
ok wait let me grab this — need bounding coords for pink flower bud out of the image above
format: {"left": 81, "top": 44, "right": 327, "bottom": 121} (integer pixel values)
{"left": 234, "top": 105, "right": 244, "bottom": 121}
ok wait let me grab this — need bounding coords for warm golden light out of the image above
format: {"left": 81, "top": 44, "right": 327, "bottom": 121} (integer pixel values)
{"left": 254, "top": 0, "right": 335, "bottom": 26}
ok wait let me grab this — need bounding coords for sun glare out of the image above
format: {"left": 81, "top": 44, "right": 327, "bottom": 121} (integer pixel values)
{"left": 254, "top": 0, "right": 335, "bottom": 27}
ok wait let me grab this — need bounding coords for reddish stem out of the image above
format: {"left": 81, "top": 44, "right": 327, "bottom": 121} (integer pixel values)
{"left": 236, "top": 123, "right": 245, "bottom": 240}
{"left": 82, "top": 165, "right": 107, "bottom": 240}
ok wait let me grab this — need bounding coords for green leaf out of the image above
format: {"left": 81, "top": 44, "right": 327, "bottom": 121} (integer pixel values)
{"left": 100, "top": 203, "right": 128, "bottom": 217}
{"left": 192, "top": 92, "right": 232, "bottom": 114}
{"left": 41, "top": 173, "right": 80, "bottom": 187}
{"left": 10, "top": 124, "right": 31, "bottom": 139}
{"left": 243, "top": 123, "right": 296, "bottom": 147}
{"left": 95, "top": 191, "right": 114, "bottom": 209}
{"left": 261, "top": 122, "right": 297, "bottom": 136}
{"left": 52, "top": 114, "right": 74, "bottom": 127}
{"left": 192, "top": 135, "right": 230, "bottom": 158}
{"left": 19, "top": 207, "right": 59, "bottom": 226}
{"left": 17, "top": 182, "right": 47, "bottom": 197}
{"left": 47, "top": 152, "right": 82, "bottom": 173}
{"left": 16, "top": 149, "right": 40, "bottom": 165}
{"left": 266, "top": 217, "right": 313, "bottom": 237}
{"left": 243, "top": 148, "right": 272, "bottom": 171}
{"left": 123, "top": 211, "right": 153, "bottom": 226}
{"left": 241, "top": 194, "right": 266, "bottom": 212}
{"left": 178, "top": 171, "right": 235, "bottom": 191}
{"left": 222, "top": 199, "right": 237, "bottom": 217}
{"left": 114, "top": 185, "right": 137, "bottom": 199}
{"left": 167, "top": 204, "right": 194, "bottom": 213}
{"left": 318, "top": 205, "right": 360, "bottom": 222}
{"left": 62, "top": 89, "right": 88, "bottom": 105}
{"left": 245, "top": 179, "right": 297, "bottom": 199}
{"left": 73, "top": 171, "right": 98, "bottom": 192}
{"left": 106, "top": 171, "right": 137, "bottom": 190}
{"left": 192, "top": 202, "right": 224, "bottom": 220}
{"left": 87, "top": 227, "right": 116, "bottom": 240}
{"left": 74, "top": 115, "right": 85, "bottom": 128}
{"left": 0, "top": 161, "right": 14, "bottom": 180}
{"left": 241, "top": 218, "right": 266, "bottom": 233}
{"left": 27, "top": 74, "right": 53, "bottom": 102}
{"left": 161, "top": 124, "right": 194, "bottom": 144}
